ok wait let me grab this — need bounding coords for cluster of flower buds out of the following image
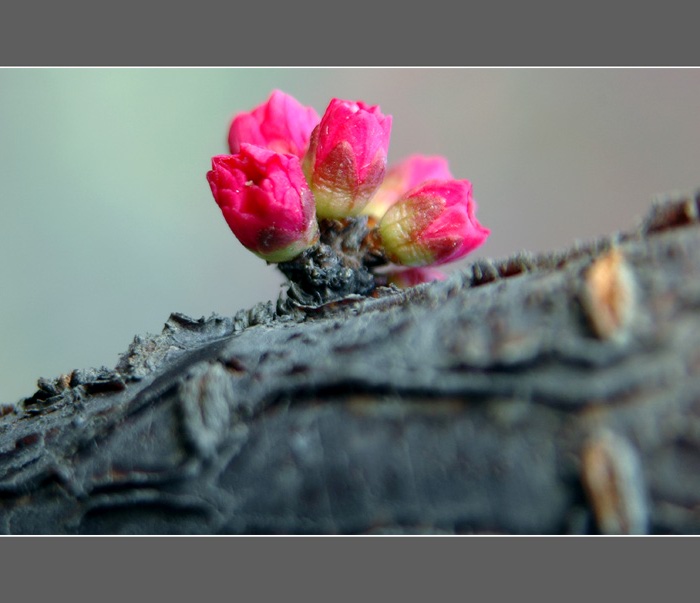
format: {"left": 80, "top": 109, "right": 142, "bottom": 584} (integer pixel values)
{"left": 206, "top": 90, "right": 490, "bottom": 288}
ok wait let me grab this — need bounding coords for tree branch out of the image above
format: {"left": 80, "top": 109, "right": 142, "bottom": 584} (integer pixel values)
{"left": 3, "top": 191, "right": 700, "bottom": 534}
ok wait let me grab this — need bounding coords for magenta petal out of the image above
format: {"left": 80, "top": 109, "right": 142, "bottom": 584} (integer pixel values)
{"left": 228, "top": 90, "right": 320, "bottom": 158}
{"left": 365, "top": 155, "right": 454, "bottom": 218}
{"left": 386, "top": 267, "right": 448, "bottom": 288}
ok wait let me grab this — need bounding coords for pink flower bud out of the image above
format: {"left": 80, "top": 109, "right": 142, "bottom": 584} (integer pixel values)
{"left": 364, "top": 155, "right": 453, "bottom": 219}
{"left": 303, "top": 98, "right": 392, "bottom": 219}
{"left": 379, "top": 179, "right": 490, "bottom": 267}
{"left": 206, "top": 144, "right": 319, "bottom": 263}
{"left": 228, "top": 90, "right": 320, "bottom": 158}
{"left": 385, "top": 267, "right": 448, "bottom": 288}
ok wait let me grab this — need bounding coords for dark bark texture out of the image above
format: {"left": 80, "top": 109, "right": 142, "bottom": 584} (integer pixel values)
{"left": 3, "top": 191, "right": 700, "bottom": 534}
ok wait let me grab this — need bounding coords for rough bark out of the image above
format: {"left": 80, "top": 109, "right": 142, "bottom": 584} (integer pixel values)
{"left": 3, "top": 191, "right": 700, "bottom": 535}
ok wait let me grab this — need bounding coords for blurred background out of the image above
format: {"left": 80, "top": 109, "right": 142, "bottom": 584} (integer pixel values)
{"left": 2, "top": 68, "right": 699, "bottom": 403}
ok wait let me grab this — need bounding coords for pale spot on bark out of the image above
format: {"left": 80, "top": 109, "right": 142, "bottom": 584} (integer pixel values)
{"left": 582, "top": 249, "right": 636, "bottom": 340}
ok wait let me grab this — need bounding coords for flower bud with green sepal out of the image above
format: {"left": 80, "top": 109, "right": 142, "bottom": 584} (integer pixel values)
{"left": 303, "top": 98, "right": 392, "bottom": 219}
{"left": 207, "top": 144, "right": 319, "bottom": 263}
{"left": 379, "top": 179, "right": 490, "bottom": 267}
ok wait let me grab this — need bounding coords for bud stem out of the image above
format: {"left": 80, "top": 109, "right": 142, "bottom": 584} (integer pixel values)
{"left": 277, "top": 216, "right": 389, "bottom": 305}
